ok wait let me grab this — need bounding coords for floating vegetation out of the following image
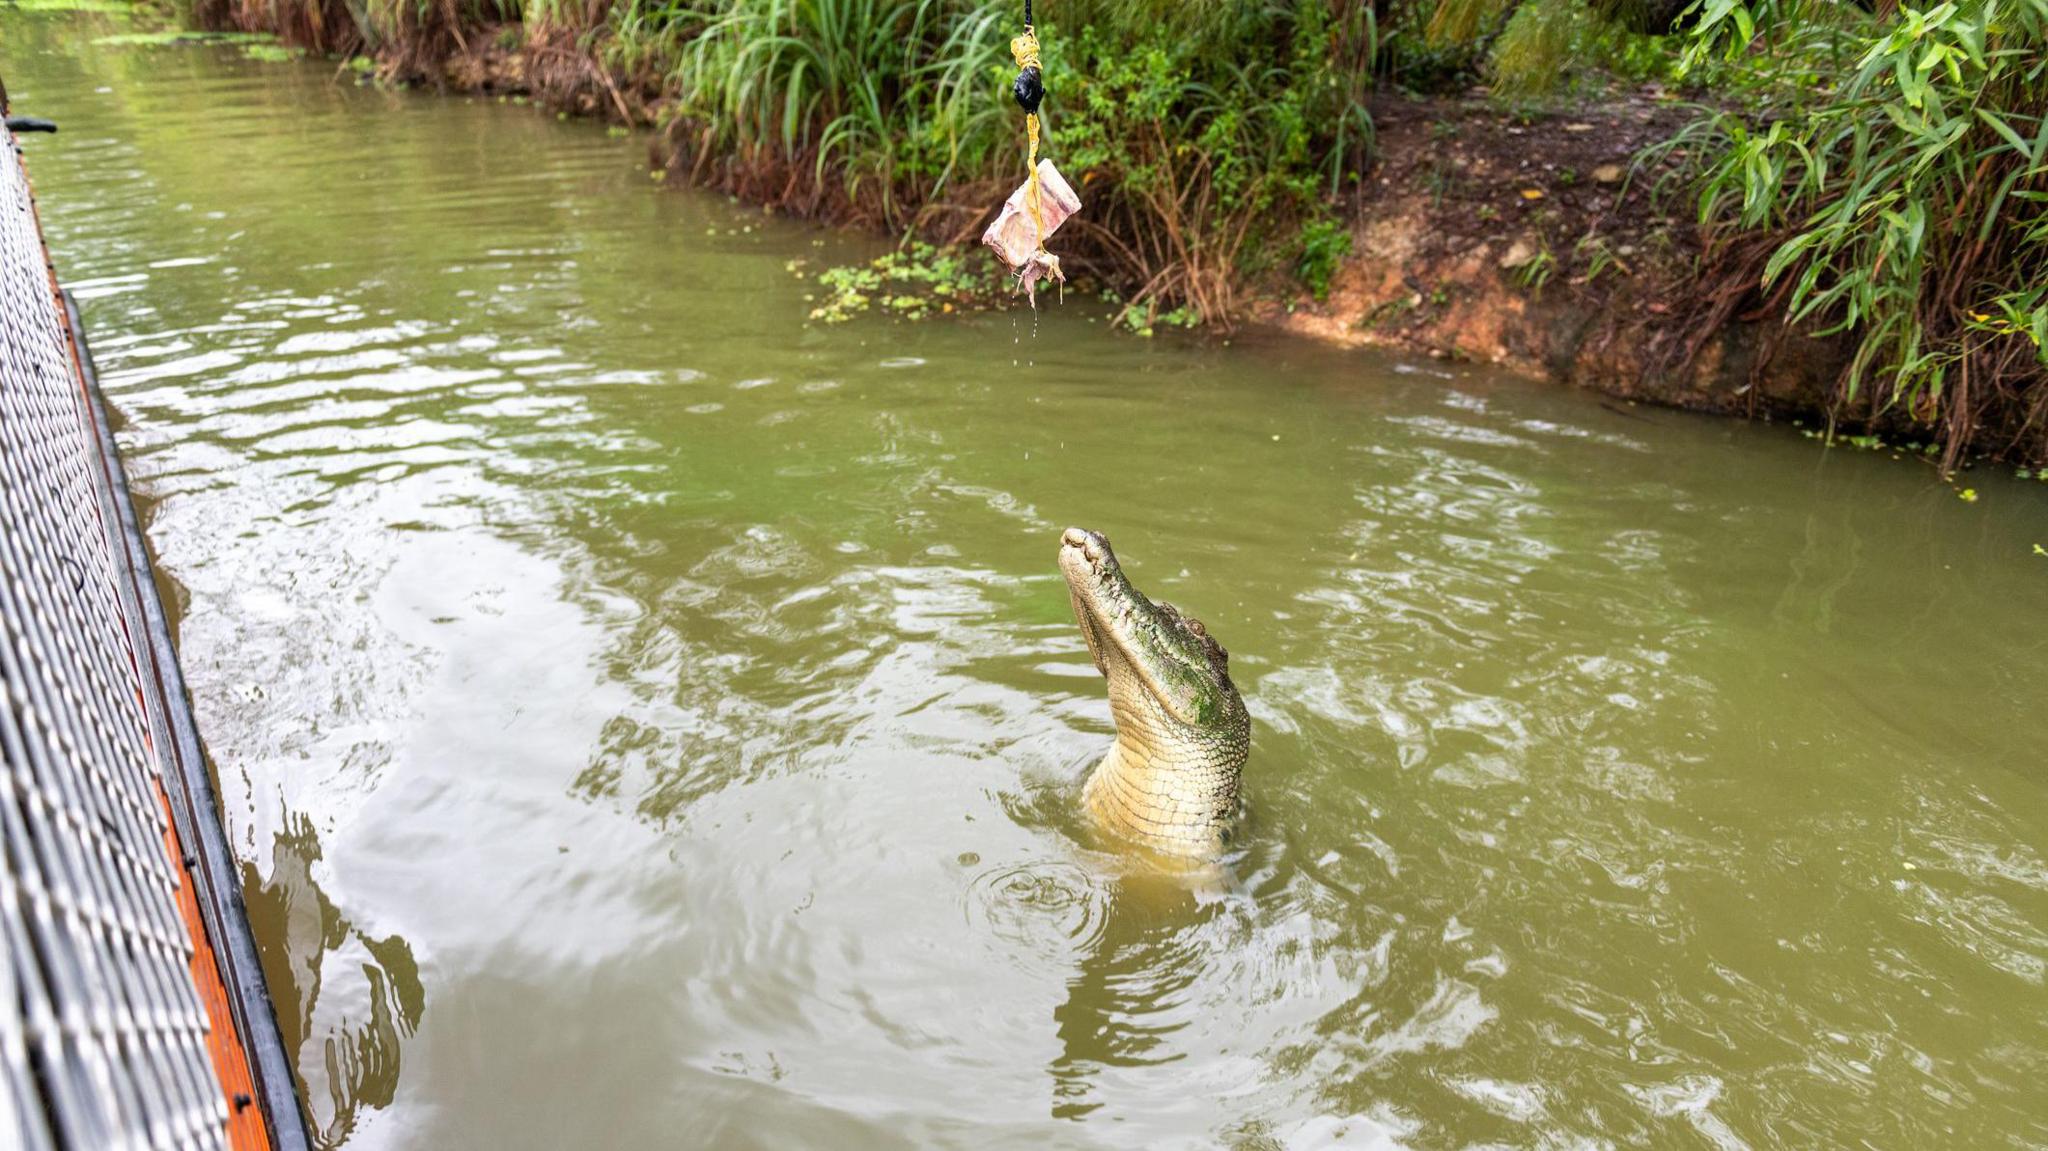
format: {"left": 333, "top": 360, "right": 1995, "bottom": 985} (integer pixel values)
{"left": 93, "top": 30, "right": 280, "bottom": 46}
{"left": 8, "top": 0, "right": 132, "bottom": 12}
{"left": 1798, "top": 429, "right": 1942, "bottom": 456}
{"left": 241, "top": 42, "right": 303, "bottom": 62}
{"left": 805, "top": 242, "right": 1003, "bottom": 325}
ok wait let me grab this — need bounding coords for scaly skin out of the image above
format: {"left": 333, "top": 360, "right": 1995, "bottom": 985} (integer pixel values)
{"left": 1059, "top": 528, "right": 1251, "bottom": 856}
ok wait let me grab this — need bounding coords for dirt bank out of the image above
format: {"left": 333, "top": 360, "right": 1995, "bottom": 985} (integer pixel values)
{"left": 1268, "top": 87, "right": 1865, "bottom": 439}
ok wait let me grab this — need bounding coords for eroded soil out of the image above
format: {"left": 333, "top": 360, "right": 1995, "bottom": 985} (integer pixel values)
{"left": 1272, "top": 85, "right": 1851, "bottom": 427}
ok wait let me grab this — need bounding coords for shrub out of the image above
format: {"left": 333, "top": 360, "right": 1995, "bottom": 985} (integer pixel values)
{"left": 1298, "top": 216, "right": 1353, "bottom": 301}
{"left": 1668, "top": 0, "right": 2048, "bottom": 465}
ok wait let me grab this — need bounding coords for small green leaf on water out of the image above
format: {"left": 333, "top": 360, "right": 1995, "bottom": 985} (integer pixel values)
{"left": 1959, "top": 488, "right": 1978, "bottom": 502}
{"left": 96, "top": 30, "right": 279, "bottom": 45}
{"left": 12, "top": 0, "right": 128, "bottom": 12}
{"left": 2034, "top": 544, "right": 2046, "bottom": 557}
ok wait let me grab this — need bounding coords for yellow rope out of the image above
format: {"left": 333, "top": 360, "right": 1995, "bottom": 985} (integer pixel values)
{"left": 1010, "top": 27, "right": 1040, "bottom": 71}
{"left": 1011, "top": 28, "right": 1045, "bottom": 256}
{"left": 1024, "top": 114, "right": 1042, "bottom": 253}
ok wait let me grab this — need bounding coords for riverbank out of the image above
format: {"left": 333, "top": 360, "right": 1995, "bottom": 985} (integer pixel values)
{"left": 1269, "top": 87, "right": 1858, "bottom": 438}
{"left": 383, "top": 36, "right": 1870, "bottom": 452}
{"left": 184, "top": 1, "right": 2045, "bottom": 468}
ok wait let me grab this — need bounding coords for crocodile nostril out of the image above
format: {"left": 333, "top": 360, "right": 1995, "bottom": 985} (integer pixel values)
{"left": 1062, "top": 527, "right": 1090, "bottom": 549}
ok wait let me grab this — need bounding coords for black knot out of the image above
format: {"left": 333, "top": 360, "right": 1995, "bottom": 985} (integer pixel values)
{"left": 1012, "top": 66, "right": 1044, "bottom": 115}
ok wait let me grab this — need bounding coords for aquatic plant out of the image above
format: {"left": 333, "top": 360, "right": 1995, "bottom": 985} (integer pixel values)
{"left": 803, "top": 239, "right": 1002, "bottom": 322}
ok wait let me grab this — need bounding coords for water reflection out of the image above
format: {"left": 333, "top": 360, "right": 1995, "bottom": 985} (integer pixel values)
{"left": 244, "top": 817, "right": 424, "bottom": 1149}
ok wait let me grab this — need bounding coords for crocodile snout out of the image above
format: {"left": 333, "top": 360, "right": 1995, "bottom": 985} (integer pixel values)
{"left": 1060, "top": 526, "right": 1113, "bottom": 572}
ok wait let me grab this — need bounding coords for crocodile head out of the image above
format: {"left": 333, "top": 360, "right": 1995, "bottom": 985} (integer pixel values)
{"left": 1059, "top": 527, "right": 1250, "bottom": 853}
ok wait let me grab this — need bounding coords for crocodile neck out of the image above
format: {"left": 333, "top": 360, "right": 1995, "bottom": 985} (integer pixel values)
{"left": 1082, "top": 724, "right": 1244, "bottom": 856}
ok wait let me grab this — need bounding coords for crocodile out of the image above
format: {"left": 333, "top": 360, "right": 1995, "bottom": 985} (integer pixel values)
{"left": 1059, "top": 527, "right": 1251, "bottom": 856}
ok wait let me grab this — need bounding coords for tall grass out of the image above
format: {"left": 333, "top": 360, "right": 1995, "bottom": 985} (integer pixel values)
{"left": 1661, "top": 0, "right": 2048, "bottom": 465}
{"left": 370, "top": 0, "right": 523, "bottom": 70}
{"left": 654, "top": 0, "right": 1010, "bottom": 228}
{"left": 194, "top": 0, "right": 365, "bottom": 53}
{"left": 581, "top": 0, "right": 1376, "bottom": 326}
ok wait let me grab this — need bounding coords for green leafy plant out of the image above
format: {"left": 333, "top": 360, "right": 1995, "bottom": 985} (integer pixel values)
{"left": 1664, "top": 0, "right": 2048, "bottom": 467}
{"left": 808, "top": 239, "right": 1001, "bottom": 322}
{"left": 1297, "top": 217, "right": 1352, "bottom": 301}
{"left": 1048, "top": 2, "right": 1373, "bottom": 325}
{"left": 652, "top": 0, "right": 1010, "bottom": 227}
{"left": 1514, "top": 246, "right": 1556, "bottom": 294}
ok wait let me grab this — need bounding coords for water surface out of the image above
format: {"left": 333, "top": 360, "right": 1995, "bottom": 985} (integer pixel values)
{"left": 9, "top": 15, "right": 2048, "bottom": 1149}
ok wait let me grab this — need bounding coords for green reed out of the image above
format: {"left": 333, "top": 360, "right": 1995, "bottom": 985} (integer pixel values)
{"left": 1658, "top": 0, "right": 2048, "bottom": 464}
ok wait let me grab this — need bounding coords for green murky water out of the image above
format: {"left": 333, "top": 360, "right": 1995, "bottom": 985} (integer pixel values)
{"left": 9, "top": 14, "right": 2048, "bottom": 1149}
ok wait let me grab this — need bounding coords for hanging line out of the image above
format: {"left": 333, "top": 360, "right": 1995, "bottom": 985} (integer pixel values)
{"left": 1010, "top": 2, "right": 1046, "bottom": 258}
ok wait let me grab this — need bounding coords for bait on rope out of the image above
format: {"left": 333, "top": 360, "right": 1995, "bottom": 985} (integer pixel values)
{"left": 980, "top": 0, "right": 1079, "bottom": 305}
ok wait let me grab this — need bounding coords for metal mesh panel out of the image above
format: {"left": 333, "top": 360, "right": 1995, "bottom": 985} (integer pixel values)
{"left": 1, "top": 132, "right": 231, "bottom": 1150}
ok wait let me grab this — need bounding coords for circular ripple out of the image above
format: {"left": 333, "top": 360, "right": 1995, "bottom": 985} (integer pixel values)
{"left": 964, "top": 861, "right": 1112, "bottom": 975}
